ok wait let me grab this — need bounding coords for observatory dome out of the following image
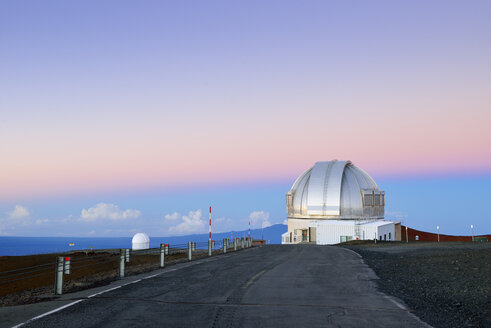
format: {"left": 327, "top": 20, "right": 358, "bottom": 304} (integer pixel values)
{"left": 286, "top": 160, "right": 384, "bottom": 220}
{"left": 132, "top": 233, "right": 150, "bottom": 250}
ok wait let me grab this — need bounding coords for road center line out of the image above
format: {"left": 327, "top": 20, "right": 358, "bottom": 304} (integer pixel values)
{"left": 243, "top": 270, "right": 266, "bottom": 289}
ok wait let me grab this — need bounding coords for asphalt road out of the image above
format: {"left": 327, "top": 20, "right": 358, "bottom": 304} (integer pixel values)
{"left": 5, "top": 245, "right": 430, "bottom": 327}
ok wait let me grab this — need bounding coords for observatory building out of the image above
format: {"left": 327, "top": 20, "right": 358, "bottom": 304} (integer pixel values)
{"left": 132, "top": 233, "right": 150, "bottom": 250}
{"left": 282, "top": 160, "right": 401, "bottom": 244}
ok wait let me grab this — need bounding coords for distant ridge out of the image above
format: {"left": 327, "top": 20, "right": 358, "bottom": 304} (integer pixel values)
{"left": 0, "top": 224, "right": 288, "bottom": 256}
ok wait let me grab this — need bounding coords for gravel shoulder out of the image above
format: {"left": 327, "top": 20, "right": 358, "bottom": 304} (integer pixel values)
{"left": 343, "top": 241, "right": 491, "bottom": 328}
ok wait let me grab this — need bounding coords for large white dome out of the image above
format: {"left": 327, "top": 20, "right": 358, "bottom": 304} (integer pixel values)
{"left": 286, "top": 160, "right": 384, "bottom": 220}
{"left": 132, "top": 233, "right": 150, "bottom": 250}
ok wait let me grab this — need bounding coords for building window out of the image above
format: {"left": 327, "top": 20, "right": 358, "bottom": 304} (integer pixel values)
{"left": 384, "top": 234, "right": 387, "bottom": 241}
{"left": 286, "top": 193, "right": 293, "bottom": 214}
{"left": 374, "top": 193, "right": 380, "bottom": 206}
{"left": 389, "top": 232, "right": 391, "bottom": 240}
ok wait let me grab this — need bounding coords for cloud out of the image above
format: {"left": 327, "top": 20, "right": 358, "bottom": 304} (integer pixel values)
{"left": 9, "top": 205, "right": 30, "bottom": 219}
{"left": 167, "top": 209, "right": 206, "bottom": 235}
{"left": 80, "top": 203, "right": 141, "bottom": 221}
{"left": 164, "top": 212, "right": 181, "bottom": 221}
{"left": 249, "top": 211, "right": 271, "bottom": 228}
{"left": 1, "top": 205, "right": 32, "bottom": 234}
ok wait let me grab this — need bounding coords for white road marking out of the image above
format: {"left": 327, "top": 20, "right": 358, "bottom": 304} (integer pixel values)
{"left": 10, "top": 253, "right": 234, "bottom": 328}
{"left": 87, "top": 285, "right": 122, "bottom": 298}
{"left": 339, "top": 247, "right": 362, "bottom": 258}
{"left": 143, "top": 273, "right": 160, "bottom": 279}
{"left": 383, "top": 295, "right": 407, "bottom": 310}
{"left": 123, "top": 279, "right": 141, "bottom": 286}
{"left": 11, "top": 300, "right": 84, "bottom": 328}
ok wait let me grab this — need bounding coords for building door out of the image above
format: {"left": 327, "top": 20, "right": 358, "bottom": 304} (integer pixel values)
{"left": 309, "top": 227, "right": 316, "bottom": 243}
{"left": 302, "top": 229, "right": 308, "bottom": 242}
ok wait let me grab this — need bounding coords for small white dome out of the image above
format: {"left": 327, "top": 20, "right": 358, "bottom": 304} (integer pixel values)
{"left": 132, "top": 233, "right": 150, "bottom": 250}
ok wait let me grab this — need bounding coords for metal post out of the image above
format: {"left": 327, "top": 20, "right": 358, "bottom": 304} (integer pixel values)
{"left": 223, "top": 238, "right": 227, "bottom": 253}
{"left": 471, "top": 225, "right": 474, "bottom": 241}
{"left": 234, "top": 238, "right": 237, "bottom": 251}
{"left": 437, "top": 226, "right": 440, "bottom": 243}
{"left": 208, "top": 240, "right": 212, "bottom": 256}
{"left": 119, "top": 249, "right": 125, "bottom": 278}
{"left": 241, "top": 237, "right": 244, "bottom": 249}
{"left": 63, "top": 257, "right": 71, "bottom": 275}
{"left": 374, "top": 232, "right": 377, "bottom": 244}
{"left": 160, "top": 244, "right": 165, "bottom": 268}
{"left": 405, "top": 226, "right": 408, "bottom": 243}
{"left": 55, "top": 256, "right": 64, "bottom": 295}
{"left": 164, "top": 244, "right": 169, "bottom": 255}
{"left": 187, "top": 242, "right": 192, "bottom": 261}
{"left": 125, "top": 248, "right": 130, "bottom": 262}
{"left": 192, "top": 241, "right": 196, "bottom": 252}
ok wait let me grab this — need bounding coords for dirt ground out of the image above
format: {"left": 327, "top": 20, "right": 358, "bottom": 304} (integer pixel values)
{"left": 343, "top": 241, "right": 491, "bottom": 328}
{"left": 0, "top": 248, "right": 220, "bottom": 306}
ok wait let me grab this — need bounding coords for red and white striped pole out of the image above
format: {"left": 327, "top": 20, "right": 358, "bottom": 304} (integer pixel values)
{"left": 209, "top": 206, "right": 212, "bottom": 241}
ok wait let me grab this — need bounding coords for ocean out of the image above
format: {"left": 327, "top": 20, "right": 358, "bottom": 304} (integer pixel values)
{"left": 0, "top": 224, "right": 287, "bottom": 256}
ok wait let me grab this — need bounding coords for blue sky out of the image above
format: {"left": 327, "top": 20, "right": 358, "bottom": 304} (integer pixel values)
{"left": 1, "top": 173, "right": 490, "bottom": 237}
{"left": 1, "top": 1, "right": 490, "bottom": 237}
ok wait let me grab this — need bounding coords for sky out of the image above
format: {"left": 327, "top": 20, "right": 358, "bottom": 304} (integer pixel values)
{"left": 1, "top": 1, "right": 490, "bottom": 237}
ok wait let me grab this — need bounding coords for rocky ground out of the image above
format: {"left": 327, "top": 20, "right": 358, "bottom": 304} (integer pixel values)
{"left": 343, "top": 241, "right": 491, "bottom": 328}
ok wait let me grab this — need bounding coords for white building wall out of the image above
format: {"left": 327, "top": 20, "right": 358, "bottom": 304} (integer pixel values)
{"left": 281, "top": 232, "right": 290, "bottom": 244}
{"left": 376, "top": 223, "right": 395, "bottom": 241}
{"left": 305, "top": 220, "right": 396, "bottom": 245}
{"left": 363, "top": 225, "right": 378, "bottom": 241}
{"left": 310, "top": 221, "right": 356, "bottom": 245}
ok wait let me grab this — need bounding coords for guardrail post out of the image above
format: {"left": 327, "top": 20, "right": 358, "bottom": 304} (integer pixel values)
{"left": 208, "top": 240, "right": 212, "bottom": 256}
{"left": 223, "top": 238, "right": 227, "bottom": 253}
{"left": 234, "top": 238, "right": 237, "bottom": 251}
{"left": 64, "top": 256, "right": 71, "bottom": 274}
{"left": 241, "top": 237, "right": 245, "bottom": 249}
{"left": 164, "top": 244, "right": 169, "bottom": 255}
{"left": 119, "top": 249, "right": 125, "bottom": 278}
{"left": 55, "top": 256, "right": 64, "bottom": 295}
{"left": 125, "top": 249, "right": 130, "bottom": 263}
{"left": 160, "top": 243, "right": 165, "bottom": 268}
{"left": 187, "top": 242, "right": 192, "bottom": 261}
{"left": 191, "top": 241, "right": 196, "bottom": 252}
